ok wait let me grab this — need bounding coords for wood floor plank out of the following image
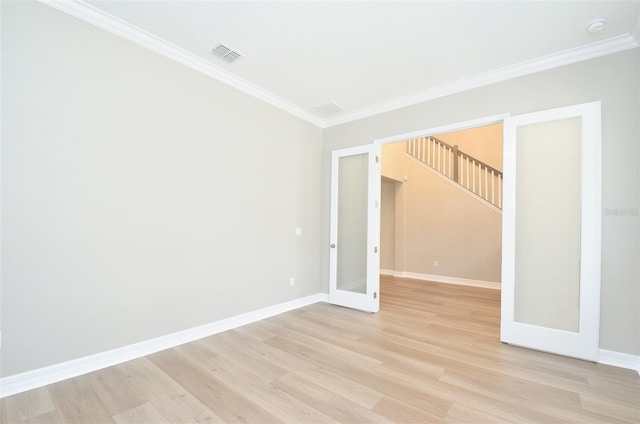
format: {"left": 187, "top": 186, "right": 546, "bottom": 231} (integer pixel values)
{"left": 86, "top": 365, "right": 148, "bottom": 418}
{"left": 3, "top": 387, "right": 55, "bottom": 423}
{"left": 230, "top": 329, "right": 386, "bottom": 410}
{"left": 199, "top": 331, "right": 289, "bottom": 383}
{"left": 373, "top": 396, "right": 446, "bottom": 424}
{"left": 2, "top": 276, "right": 638, "bottom": 423}
{"left": 265, "top": 335, "right": 453, "bottom": 419}
{"left": 173, "top": 341, "right": 338, "bottom": 424}
{"left": 117, "top": 357, "right": 223, "bottom": 423}
{"left": 112, "top": 402, "right": 170, "bottom": 424}
{"left": 580, "top": 394, "right": 640, "bottom": 423}
{"left": 47, "top": 377, "right": 114, "bottom": 423}
{"left": 271, "top": 373, "right": 391, "bottom": 423}
{"left": 148, "top": 349, "right": 281, "bottom": 423}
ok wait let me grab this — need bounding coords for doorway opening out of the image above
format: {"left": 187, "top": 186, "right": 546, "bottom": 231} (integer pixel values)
{"left": 378, "top": 122, "right": 504, "bottom": 298}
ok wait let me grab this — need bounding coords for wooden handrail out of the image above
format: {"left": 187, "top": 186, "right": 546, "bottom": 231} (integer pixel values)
{"left": 458, "top": 149, "right": 502, "bottom": 177}
{"left": 406, "top": 136, "right": 503, "bottom": 209}
{"left": 429, "top": 136, "right": 502, "bottom": 178}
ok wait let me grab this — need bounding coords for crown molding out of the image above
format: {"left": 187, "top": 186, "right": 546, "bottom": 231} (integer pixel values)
{"left": 40, "top": 1, "right": 639, "bottom": 130}
{"left": 323, "top": 34, "right": 639, "bottom": 127}
{"left": 39, "top": 0, "right": 325, "bottom": 127}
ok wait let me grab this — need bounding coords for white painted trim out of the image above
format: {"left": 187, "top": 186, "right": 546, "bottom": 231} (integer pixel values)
{"left": 374, "top": 114, "right": 510, "bottom": 146}
{"left": 406, "top": 154, "right": 502, "bottom": 214}
{"left": 598, "top": 349, "right": 640, "bottom": 375}
{"left": 38, "top": 0, "right": 324, "bottom": 127}
{"left": 325, "top": 35, "right": 639, "bottom": 127}
{"left": 0, "top": 293, "right": 329, "bottom": 398}
{"left": 384, "top": 270, "right": 500, "bottom": 290}
{"left": 380, "top": 269, "right": 395, "bottom": 276}
{"left": 39, "top": 1, "right": 638, "bottom": 129}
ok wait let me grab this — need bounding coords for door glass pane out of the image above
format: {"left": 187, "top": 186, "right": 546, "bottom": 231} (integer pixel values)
{"left": 514, "top": 117, "right": 581, "bottom": 332}
{"left": 337, "top": 153, "right": 368, "bottom": 294}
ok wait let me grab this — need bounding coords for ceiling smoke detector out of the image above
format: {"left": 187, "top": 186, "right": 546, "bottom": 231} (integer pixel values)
{"left": 586, "top": 19, "right": 607, "bottom": 33}
{"left": 211, "top": 44, "right": 242, "bottom": 63}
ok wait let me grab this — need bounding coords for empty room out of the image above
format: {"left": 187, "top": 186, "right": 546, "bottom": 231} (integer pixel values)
{"left": 1, "top": 1, "right": 639, "bottom": 423}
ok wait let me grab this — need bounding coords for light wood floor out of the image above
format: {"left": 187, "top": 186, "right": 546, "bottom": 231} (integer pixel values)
{"left": 2, "top": 276, "right": 639, "bottom": 423}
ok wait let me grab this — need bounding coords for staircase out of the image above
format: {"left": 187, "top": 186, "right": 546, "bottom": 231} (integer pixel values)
{"left": 407, "top": 136, "right": 503, "bottom": 209}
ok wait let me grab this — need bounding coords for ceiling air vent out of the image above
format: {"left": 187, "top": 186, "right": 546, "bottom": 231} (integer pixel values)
{"left": 313, "top": 102, "right": 344, "bottom": 117}
{"left": 211, "top": 44, "right": 242, "bottom": 63}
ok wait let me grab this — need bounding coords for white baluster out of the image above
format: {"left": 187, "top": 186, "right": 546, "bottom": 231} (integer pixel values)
{"left": 472, "top": 160, "right": 476, "bottom": 193}
{"left": 466, "top": 157, "right": 469, "bottom": 188}
{"left": 491, "top": 170, "right": 495, "bottom": 204}
{"left": 426, "top": 137, "right": 430, "bottom": 165}
{"left": 484, "top": 167, "right": 488, "bottom": 200}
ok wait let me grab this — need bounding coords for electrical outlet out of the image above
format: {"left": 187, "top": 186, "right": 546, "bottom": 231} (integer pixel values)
{"left": 433, "top": 260, "right": 438, "bottom": 267}
{"left": 289, "top": 277, "right": 295, "bottom": 286}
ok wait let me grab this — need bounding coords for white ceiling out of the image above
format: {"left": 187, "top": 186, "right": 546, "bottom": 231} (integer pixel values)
{"left": 56, "top": 1, "right": 640, "bottom": 127}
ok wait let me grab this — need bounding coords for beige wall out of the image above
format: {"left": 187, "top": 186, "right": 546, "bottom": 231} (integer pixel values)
{"left": 381, "top": 146, "right": 502, "bottom": 282}
{"left": 380, "top": 180, "right": 396, "bottom": 270}
{"left": 436, "top": 123, "right": 503, "bottom": 171}
{"left": 381, "top": 141, "right": 406, "bottom": 182}
{"left": 324, "top": 49, "right": 640, "bottom": 356}
{"left": 1, "top": 1, "right": 323, "bottom": 377}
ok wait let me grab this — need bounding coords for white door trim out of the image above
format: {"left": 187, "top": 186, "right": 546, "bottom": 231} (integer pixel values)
{"left": 374, "top": 113, "right": 510, "bottom": 146}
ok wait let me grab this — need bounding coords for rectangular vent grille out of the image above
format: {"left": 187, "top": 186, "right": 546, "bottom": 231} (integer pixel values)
{"left": 211, "top": 44, "right": 241, "bottom": 63}
{"left": 313, "top": 102, "right": 344, "bottom": 116}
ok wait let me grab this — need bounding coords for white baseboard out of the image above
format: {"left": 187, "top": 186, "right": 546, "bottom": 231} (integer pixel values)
{"left": 598, "top": 349, "right": 640, "bottom": 375}
{"left": 0, "top": 293, "right": 329, "bottom": 398}
{"left": 4, "top": 291, "right": 636, "bottom": 398}
{"left": 382, "top": 269, "right": 501, "bottom": 290}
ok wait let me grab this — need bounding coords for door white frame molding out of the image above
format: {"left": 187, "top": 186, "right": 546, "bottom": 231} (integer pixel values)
{"left": 374, "top": 113, "right": 511, "bottom": 146}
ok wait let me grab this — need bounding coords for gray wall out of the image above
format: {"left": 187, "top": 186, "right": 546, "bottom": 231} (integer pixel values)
{"left": 1, "top": 1, "right": 323, "bottom": 376}
{"left": 2, "top": 1, "right": 638, "bottom": 379}
{"left": 323, "top": 49, "right": 640, "bottom": 356}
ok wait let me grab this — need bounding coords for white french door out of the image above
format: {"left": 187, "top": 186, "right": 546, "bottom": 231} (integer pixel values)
{"left": 501, "top": 101, "right": 602, "bottom": 361}
{"left": 329, "top": 144, "right": 381, "bottom": 312}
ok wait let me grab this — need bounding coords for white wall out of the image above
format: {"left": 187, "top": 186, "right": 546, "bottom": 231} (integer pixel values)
{"left": 1, "top": 1, "right": 323, "bottom": 377}
{"left": 323, "top": 49, "right": 640, "bottom": 356}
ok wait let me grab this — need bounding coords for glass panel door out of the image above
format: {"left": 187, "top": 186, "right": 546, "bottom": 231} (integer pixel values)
{"left": 514, "top": 118, "right": 582, "bottom": 332}
{"left": 329, "top": 145, "right": 380, "bottom": 312}
{"left": 336, "top": 153, "right": 368, "bottom": 294}
{"left": 501, "top": 102, "right": 601, "bottom": 361}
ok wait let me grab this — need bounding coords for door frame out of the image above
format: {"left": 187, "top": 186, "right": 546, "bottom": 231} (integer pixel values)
{"left": 373, "top": 113, "right": 509, "bottom": 284}
{"left": 371, "top": 106, "right": 602, "bottom": 362}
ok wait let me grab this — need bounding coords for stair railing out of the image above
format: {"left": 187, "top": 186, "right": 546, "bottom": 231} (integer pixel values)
{"left": 406, "top": 136, "right": 503, "bottom": 209}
